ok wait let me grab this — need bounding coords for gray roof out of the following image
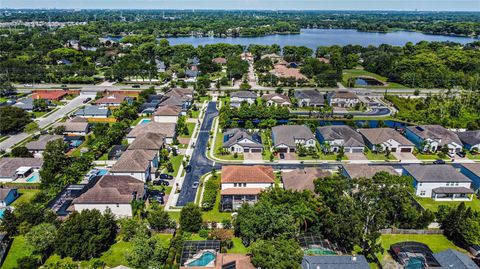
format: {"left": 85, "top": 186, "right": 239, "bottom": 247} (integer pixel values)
{"left": 231, "top": 91, "right": 257, "bottom": 99}
{"left": 128, "top": 132, "right": 165, "bottom": 151}
{"left": 185, "top": 70, "right": 198, "bottom": 78}
{"left": 13, "top": 98, "right": 34, "bottom": 110}
{"left": 0, "top": 158, "right": 43, "bottom": 178}
{"left": 110, "top": 149, "right": 157, "bottom": 172}
{"left": 461, "top": 163, "right": 480, "bottom": 177}
{"left": 271, "top": 125, "right": 315, "bottom": 147}
{"left": 127, "top": 122, "right": 176, "bottom": 139}
{"left": 73, "top": 175, "right": 145, "bottom": 204}
{"left": 222, "top": 128, "right": 262, "bottom": 149}
{"left": 75, "top": 105, "right": 110, "bottom": 117}
{"left": 434, "top": 249, "right": 480, "bottom": 269}
{"left": 53, "top": 117, "right": 90, "bottom": 133}
{"left": 407, "top": 125, "right": 463, "bottom": 146}
{"left": 25, "top": 135, "right": 64, "bottom": 151}
{"left": 294, "top": 90, "right": 325, "bottom": 104}
{"left": 302, "top": 255, "right": 370, "bottom": 269}
{"left": 404, "top": 165, "right": 472, "bottom": 183}
{"left": 456, "top": 130, "right": 480, "bottom": 146}
{"left": 342, "top": 164, "right": 398, "bottom": 179}
{"left": 432, "top": 187, "right": 474, "bottom": 194}
{"left": 317, "top": 126, "right": 365, "bottom": 147}
{"left": 358, "top": 128, "right": 414, "bottom": 146}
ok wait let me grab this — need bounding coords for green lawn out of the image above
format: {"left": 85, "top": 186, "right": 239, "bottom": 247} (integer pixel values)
{"left": 213, "top": 129, "right": 244, "bottom": 161}
{"left": 180, "top": 122, "right": 196, "bottom": 138}
{"left": 201, "top": 192, "right": 233, "bottom": 222}
{"left": 342, "top": 69, "right": 407, "bottom": 89}
{"left": 467, "top": 152, "right": 480, "bottom": 160}
{"left": 169, "top": 154, "right": 184, "bottom": 177}
{"left": 228, "top": 237, "right": 249, "bottom": 254}
{"left": 261, "top": 131, "right": 276, "bottom": 161}
{"left": 364, "top": 150, "right": 396, "bottom": 161}
{"left": 415, "top": 196, "right": 480, "bottom": 212}
{"left": 414, "top": 152, "right": 449, "bottom": 160}
{"left": 11, "top": 189, "right": 40, "bottom": 206}
{"left": 31, "top": 110, "right": 50, "bottom": 118}
{"left": 189, "top": 109, "right": 200, "bottom": 119}
{"left": 1, "top": 236, "right": 32, "bottom": 269}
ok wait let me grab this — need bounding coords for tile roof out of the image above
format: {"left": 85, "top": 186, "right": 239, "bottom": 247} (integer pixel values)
{"left": 220, "top": 188, "right": 264, "bottom": 195}
{"left": 73, "top": 175, "right": 144, "bottom": 204}
{"left": 0, "top": 188, "right": 17, "bottom": 201}
{"left": 127, "top": 122, "right": 176, "bottom": 138}
{"left": 31, "top": 90, "right": 67, "bottom": 100}
{"left": 301, "top": 255, "right": 370, "bottom": 269}
{"left": 25, "top": 135, "right": 64, "bottom": 151}
{"left": 456, "top": 130, "right": 480, "bottom": 146}
{"left": 110, "top": 149, "right": 157, "bottom": 172}
{"left": 271, "top": 125, "right": 315, "bottom": 147}
{"left": 461, "top": 163, "right": 480, "bottom": 177}
{"left": 271, "top": 64, "right": 307, "bottom": 80}
{"left": 95, "top": 94, "right": 128, "bottom": 105}
{"left": 212, "top": 57, "right": 227, "bottom": 64}
{"left": 407, "top": 125, "right": 463, "bottom": 146}
{"left": 222, "top": 128, "right": 262, "bottom": 149}
{"left": 128, "top": 132, "right": 165, "bottom": 150}
{"left": 404, "top": 165, "right": 472, "bottom": 183}
{"left": 434, "top": 249, "right": 480, "bottom": 269}
{"left": 0, "top": 158, "right": 43, "bottom": 178}
{"left": 221, "top": 165, "right": 274, "bottom": 183}
{"left": 342, "top": 164, "right": 398, "bottom": 179}
{"left": 262, "top": 93, "right": 291, "bottom": 105}
{"left": 281, "top": 168, "right": 331, "bottom": 192}
{"left": 317, "top": 125, "right": 365, "bottom": 147}
{"left": 358, "top": 128, "right": 414, "bottom": 146}
{"left": 154, "top": 105, "right": 182, "bottom": 116}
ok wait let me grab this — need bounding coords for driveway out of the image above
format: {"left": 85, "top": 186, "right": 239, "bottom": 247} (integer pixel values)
{"left": 346, "top": 153, "right": 368, "bottom": 161}
{"left": 392, "top": 152, "right": 419, "bottom": 163}
{"left": 244, "top": 153, "right": 263, "bottom": 161}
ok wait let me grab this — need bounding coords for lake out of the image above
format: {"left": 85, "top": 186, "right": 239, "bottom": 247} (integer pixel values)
{"left": 166, "top": 29, "right": 478, "bottom": 49}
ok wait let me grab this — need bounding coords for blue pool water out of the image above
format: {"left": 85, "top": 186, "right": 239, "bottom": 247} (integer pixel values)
{"left": 186, "top": 251, "right": 216, "bottom": 267}
{"left": 98, "top": 169, "right": 108, "bottom": 176}
{"left": 139, "top": 118, "right": 152, "bottom": 125}
{"left": 0, "top": 208, "right": 6, "bottom": 219}
{"left": 26, "top": 174, "right": 39, "bottom": 183}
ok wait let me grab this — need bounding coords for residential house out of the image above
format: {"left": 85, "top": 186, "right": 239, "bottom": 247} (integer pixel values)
{"left": 316, "top": 125, "right": 365, "bottom": 153}
{"left": 281, "top": 168, "right": 331, "bottom": 192}
{"left": 220, "top": 166, "right": 274, "bottom": 211}
{"left": 406, "top": 125, "right": 463, "bottom": 154}
{"left": 341, "top": 164, "right": 400, "bottom": 179}
{"left": 154, "top": 105, "right": 182, "bottom": 123}
{"left": 434, "top": 249, "right": 480, "bottom": 269}
{"left": 260, "top": 53, "right": 282, "bottom": 63}
{"left": 222, "top": 128, "right": 263, "bottom": 153}
{"left": 460, "top": 163, "right": 480, "bottom": 192}
{"left": 271, "top": 64, "right": 307, "bottom": 81}
{"left": 31, "top": 90, "right": 67, "bottom": 101}
{"left": 107, "top": 145, "right": 128, "bottom": 160}
{"left": 75, "top": 105, "right": 110, "bottom": 118}
{"left": 95, "top": 94, "right": 131, "bottom": 107}
{"left": 53, "top": 117, "right": 90, "bottom": 136}
{"left": 180, "top": 253, "right": 255, "bottom": 269}
{"left": 127, "top": 122, "right": 176, "bottom": 144}
{"left": 72, "top": 175, "right": 145, "bottom": 218}
{"left": 262, "top": 93, "right": 291, "bottom": 107}
{"left": 212, "top": 57, "right": 227, "bottom": 65}
{"left": 110, "top": 149, "right": 158, "bottom": 182}
{"left": 187, "top": 57, "right": 200, "bottom": 66}
{"left": 403, "top": 165, "right": 473, "bottom": 201}
{"left": 13, "top": 97, "right": 34, "bottom": 111}
{"left": 240, "top": 52, "right": 254, "bottom": 62}
{"left": 230, "top": 91, "right": 257, "bottom": 108}
{"left": 0, "top": 157, "right": 43, "bottom": 182}
{"left": 128, "top": 133, "right": 165, "bottom": 155}
{"left": 185, "top": 70, "right": 198, "bottom": 80}
{"left": 271, "top": 125, "right": 316, "bottom": 153}
{"left": 159, "top": 88, "right": 193, "bottom": 113}
{"left": 139, "top": 101, "right": 159, "bottom": 115}
{"left": 25, "top": 135, "right": 64, "bottom": 157}
{"left": 294, "top": 90, "right": 325, "bottom": 107}
{"left": 0, "top": 188, "right": 19, "bottom": 207}
{"left": 328, "top": 91, "right": 360, "bottom": 108}
{"left": 456, "top": 130, "right": 480, "bottom": 152}
{"left": 358, "top": 128, "right": 415, "bottom": 153}
{"left": 302, "top": 255, "right": 370, "bottom": 269}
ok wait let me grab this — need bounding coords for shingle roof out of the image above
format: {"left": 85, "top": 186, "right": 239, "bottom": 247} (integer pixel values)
{"left": 95, "top": 94, "right": 127, "bottom": 105}
{"left": 342, "top": 164, "right": 398, "bottom": 179}
{"left": 404, "top": 165, "right": 472, "bottom": 183}
{"left": 25, "top": 135, "right": 64, "bottom": 151}
{"left": 221, "top": 165, "right": 274, "bottom": 183}
{"left": 432, "top": 187, "right": 474, "bottom": 194}
{"left": 456, "top": 130, "right": 480, "bottom": 146}
{"left": 0, "top": 188, "right": 17, "bottom": 201}
{"left": 13, "top": 98, "right": 34, "bottom": 110}
{"left": 262, "top": 93, "right": 291, "bottom": 105}
{"left": 461, "top": 163, "right": 480, "bottom": 177}
{"left": 434, "top": 249, "right": 480, "bottom": 269}
{"left": 231, "top": 91, "right": 257, "bottom": 99}
{"left": 222, "top": 128, "right": 262, "bottom": 149}
{"left": 154, "top": 105, "right": 182, "bottom": 116}
{"left": 73, "top": 175, "right": 144, "bottom": 204}
{"left": 128, "top": 132, "right": 165, "bottom": 150}
{"left": 75, "top": 105, "right": 110, "bottom": 117}
{"left": 331, "top": 90, "right": 358, "bottom": 99}
{"left": 0, "top": 158, "right": 43, "bottom": 178}
{"left": 53, "top": 117, "right": 90, "bottom": 133}
{"left": 281, "top": 168, "right": 331, "bottom": 192}
{"left": 216, "top": 254, "right": 255, "bottom": 269}
{"left": 358, "top": 128, "right": 414, "bottom": 146}
{"left": 110, "top": 149, "right": 157, "bottom": 172}
{"left": 407, "top": 125, "right": 463, "bottom": 146}
{"left": 301, "top": 255, "right": 370, "bottom": 269}
{"left": 127, "top": 122, "right": 176, "bottom": 138}
{"left": 271, "top": 125, "right": 315, "bottom": 147}
{"left": 294, "top": 90, "right": 325, "bottom": 104}
{"left": 317, "top": 126, "right": 365, "bottom": 147}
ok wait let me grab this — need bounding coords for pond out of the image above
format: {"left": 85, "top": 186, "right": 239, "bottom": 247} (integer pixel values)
{"left": 355, "top": 77, "right": 385, "bottom": 86}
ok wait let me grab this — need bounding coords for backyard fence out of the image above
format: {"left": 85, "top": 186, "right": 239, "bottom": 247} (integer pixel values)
{"left": 380, "top": 228, "right": 443, "bottom": 235}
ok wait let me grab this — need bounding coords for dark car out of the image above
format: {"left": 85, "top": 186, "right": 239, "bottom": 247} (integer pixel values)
{"left": 149, "top": 189, "right": 165, "bottom": 196}
{"left": 279, "top": 153, "right": 285, "bottom": 159}
{"left": 153, "top": 180, "right": 170, "bottom": 186}
{"left": 83, "top": 97, "right": 91, "bottom": 104}
{"left": 185, "top": 165, "right": 192, "bottom": 173}
{"left": 433, "top": 159, "right": 446, "bottom": 165}
{"left": 159, "top": 174, "right": 173, "bottom": 180}
{"left": 457, "top": 151, "right": 466, "bottom": 158}
{"left": 132, "top": 84, "right": 140, "bottom": 88}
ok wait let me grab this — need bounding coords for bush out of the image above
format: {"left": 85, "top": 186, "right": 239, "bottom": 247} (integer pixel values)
{"left": 180, "top": 203, "right": 203, "bottom": 232}
{"left": 201, "top": 177, "right": 220, "bottom": 210}
{"left": 198, "top": 229, "right": 210, "bottom": 238}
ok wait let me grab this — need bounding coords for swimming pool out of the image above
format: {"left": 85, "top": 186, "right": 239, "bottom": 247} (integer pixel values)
{"left": 97, "top": 169, "right": 108, "bottom": 176}
{"left": 0, "top": 208, "right": 6, "bottom": 219}
{"left": 138, "top": 118, "right": 152, "bottom": 125}
{"left": 26, "top": 174, "right": 39, "bottom": 183}
{"left": 186, "top": 251, "right": 216, "bottom": 267}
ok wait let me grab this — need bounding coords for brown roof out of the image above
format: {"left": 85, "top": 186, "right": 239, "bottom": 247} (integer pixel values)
{"left": 221, "top": 165, "right": 274, "bottom": 183}
{"left": 358, "top": 128, "right": 414, "bottom": 146}
{"left": 281, "top": 168, "right": 331, "bottom": 192}
{"left": 95, "top": 94, "right": 127, "bottom": 105}
{"left": 53, "top": 117, "right": 90, "bottom": 133}
{"left": 271, "top": 65, "right": 307, "bottom": 80}
{"left": 0, "top": 158, "right": 43, "bottom": 178}
{"left": 127, "top": 122, "right": 176, "bottom": 138}
{"left": 73, "top": 175, "right": 144, "bottom": 204}
{"left": 25, "top": 135, "right": 64, "bottom": 150}
{"left": 332, "top": 91, "right": 358, "bottom": 99}
{"left": 110, "top": 149, "right": 157, "bottom": 172}
{"left": 154, "top": 105, "right": 182, "bottom": 116}
{"left": 221, "top": 188, "right": 264, "bottom": 195}
{"left": 461, "top": 163, "right": 480, "bottom": 177}
{"left": 212, "top": 57, "right": 227, "bottom": 64}
{"left": 128, "top": 132, "right": 165, "bottom": 150}
{"left": 262, "top": 93, "right": 291, "bottom": 105}
{"left": 342, "top": 164, "right": 399, "bottom": 179}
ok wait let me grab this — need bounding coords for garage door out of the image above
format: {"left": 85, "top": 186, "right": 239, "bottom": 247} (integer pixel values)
{"left": 401, "top": 148, "right": 412, "bottom": 153}
{"left": 352, "top": 148, "right": 364, "bottom": 153}
{"left": 251, "top": 148, "right": 262, "bottom": 153}
{"left": 277, "top": 148, "right": 288, "bottom": 153}
{"left": 390, "top": 148, "right": 397, "bottom": 152}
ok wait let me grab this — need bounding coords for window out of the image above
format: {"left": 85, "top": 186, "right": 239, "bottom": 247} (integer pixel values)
{"left": 116, "top": 203, "right": 119, "bottom": 207}
{"left": 455, "top": 183, "right": 459, "bottom": 186}
{"left": 243, "top": 183, "right": 246, "bottom": 187}
{"left": 446, "top": 183, "right": 450, "bottom": 186}
{"left": 234, "top": 183, "right": 237, "bottom": 187}
{"left": 420, "top": 191, "right": 426, "bottom": 196}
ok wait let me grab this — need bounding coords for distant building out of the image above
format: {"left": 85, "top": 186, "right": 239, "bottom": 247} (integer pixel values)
{"left": 212, "top": 57, "right": 227, "bottom": 65}
{"left": 262, "top": 93, "right": 291, "bottom": 107}
{"left": 75, "top": 105, "right": 110, "bottom": 118}
{"left": 95, "top": 94, "right": 131, "bottom": 107}
{"left": 31, "top": 90, "right": 68, "bottom": 101}
{"left": 12, "top": 98, "right": 34, "bottom": 111}
{"left": 328, "top": 91, "right": 360, "bottom": 108}
{"left": 25, "top": 135, "right": 64, "bottom": 157}
{"left": 230, "top": 91, "right": 257, "bottom": 108}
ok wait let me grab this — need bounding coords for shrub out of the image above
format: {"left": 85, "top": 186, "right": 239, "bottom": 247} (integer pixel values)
{"left": 198, "top": 229, "right": 210, "bottom": 238}
{"left": 202, "top": 177, "right": 220, "bottom": 210}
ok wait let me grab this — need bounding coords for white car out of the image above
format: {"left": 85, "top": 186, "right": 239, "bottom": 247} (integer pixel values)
{"left": 192, "top": 182, "right": 199, "bottom": 189}
{"left": 23, "top": 84, "right": 33, "bottom": 87}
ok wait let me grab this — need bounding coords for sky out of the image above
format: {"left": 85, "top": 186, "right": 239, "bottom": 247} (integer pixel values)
{"left": 1, "top": 0, "right": 479, "bottom": 11}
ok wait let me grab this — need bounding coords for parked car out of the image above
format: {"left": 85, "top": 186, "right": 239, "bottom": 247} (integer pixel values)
{"left": 153, "top": 180, "right": 169, "bottom": 186}
{"left": 23, "top": 84, "right": 33, "bottom": 87}
{"left": 159, "top": 174, "right": 173, "bottom": 180}
{"left": 132, "top": 84, "right": 140, "bottom": 88}
{"left": 457, "top": 151, "right": 466, "bottom": 158}
{"left": 433, "top": 159, "right": 446, "bottom": 165}
{"left": 447, "top": 152, "right": 455, "bottom": 158}
{"left": 279, "top": 153, "right": 285, "bottom": 159}
{"left": 185, "top": 165, "right": 192, "bottom": 173}
{"left": 83, "top": 97, "right": 91, "bottom": 103}
{"left": 192, "top": 182, "right": 199, "bottom": 189}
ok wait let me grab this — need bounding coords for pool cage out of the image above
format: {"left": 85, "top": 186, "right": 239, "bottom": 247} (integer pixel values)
{"left": 180, "top": 240, "right": 221, "bottom": 266}
{"left": 390, "top": 241, "right": 442, "bottom": 268}
{"left": 299, "top": 234, "right": 346, "bottom": 255}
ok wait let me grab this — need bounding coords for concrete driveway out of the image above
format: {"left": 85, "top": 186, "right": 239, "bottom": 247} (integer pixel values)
{"left": 346, "top": 153, "right": 368, "bottom": 161}
{"left": 244, "top": 153, "right": 263, "bottom": 161}
{"left": 392, "top": 152, "right": 419, "bottom": 163}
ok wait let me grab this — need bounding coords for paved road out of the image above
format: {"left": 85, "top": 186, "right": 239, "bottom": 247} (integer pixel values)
{"left": 0, "top": 94, "right": 95, "bottom": 151}
{"left": 290, "top": 107, "right": 392, "bottom": 117}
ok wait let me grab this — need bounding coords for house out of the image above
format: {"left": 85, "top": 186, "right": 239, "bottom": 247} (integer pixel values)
{"left": 260, "top": 53, "right": 282, "bottom": 63}
{"left": 187, "top": 57, "right": 200, "bottom": 66}
{"left": 316, "top": 125, "right": 365, "bottom": 153}
{"left": 240, "top": 52, "right": 254, "bottom": 62}
{"left": 160, "top": 88, "right": 193, "bottom": 113}
{"left": 0, "top": 188, "right": 19, "bottom": 207}
{"left": 328, "top": 91, "right": 360, "bottom": 108}
{"left": 13, "top": 98, "right": 34, "bottom": 111}
{"left": 128, "top": 132, "right": 165, "bottom": 153}
{"left": 31, "top": 90, "right": 68, "bottom": 101}
{"left": 220, "top": 166, "right": 274, "bottom": 211}
{"left": 185, "top": 70, "right": 198, "bottom": 79}
{"left": 271, "top": 64, "right": 307, "bottom": 81}
{"left": 262, "top": 93, "right": 291, "bottom": 107}
{"left": 127, "top": 122, "right": 176, "bottom": 144}
{"left": 294, "top": 90, "right": 325, "bottom": 107}
{"left": 403, "top": 165, "right": 473, "bottom": 200}
{"left": 460, "top": 163, "right": 480, "bottom": 192}
{"left": 180, "top": 253, "right": 255, "bottom": 269}
{"left": 230, "top": 91, "right": 257, "bottom": 108}
{"left": 57, "top": 59, "right": 72, "bottom": 65}
{"left": 434, "top": 249, "right": 480, "bottom": 269}
{"left": 72, "top": 175, "right": 145, "bottom": 218}
{"left": 154, "top": 105, "right": 182, "bottom": 123}
{"left": 271, "top": 125, "right": 316, "bottom": 153}
{"left": 341, "top": 164, "right": 400, "bottom": 179}
{"left": 155, "top": 60, "right": 166, "bottom": 72}
{"left": 75, "top": 105, "right": 110, "bottom": 118}
{"left": 95, "top": 94, "right": 131, "bottom": 107}
{"left": 212, "top": 57, "right": 227, "bottom": 65}
{"left": 222, "top": 128, "right": 263, "bottom": 153}
{"left": 456, "top": 130, "right": 480, "bottom": 152}
{"left": 0, "top": 158, "right": 43, "bottom": 182}
{"left": 25, "top": 135, "right": 64, "bottom": 157}
{"left": 53, "top": 117, "right": 90, "bottom": 136}
{"left": 281, "top": 168, "right": 331, "bottom": 192}
{"left": 358, "top": 128, "right": 415, "bottom": 153}
{"left": 406, "top": 125, "right": 463, "bottom": 154}
{"left": 139, "top": 102, "right": 159, "bottom": 115}
{"left": 110, "top": 149, "right": 158, "bottom": 182}
{"left": 107, "top": 145, "right": 128, "bottom": 160}
{"left": 301, "top": 255, "right": 370, "bottom": 269}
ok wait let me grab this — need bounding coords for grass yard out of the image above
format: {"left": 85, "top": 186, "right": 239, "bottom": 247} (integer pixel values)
{"left": 213, "top": 129, "right": 244, "bottom": 161}
{"left": 180, "top": 122, "right": 196, "bottom": 139}
{"left": 414, "top": 152, "right": 449, "bottom": 160}
{"left": 11, "top": 189, "right": 40, "bottom": 206}
{"left": 228, "top": 237, "right": 249, "bottom": 254}
{"left": 342, "top": 69, "right": 407, "bottom": 89}
{"left": 169, "top": 154, "right": 184, "bottom": 177}
{"left": 1, "top": 236, "right": 32, "bottom": 269}
{"left": 364, "top": 151, "right": 396, "bottom": 161}
{"left": 189, "top": 109, "right": 200, "bottom": 119}
{"left": 98, "top": 240, "right": 133, "bottom": 267}
{"left": 415, "top": 196, "right": 480, "bottom": 212}
{"left": 201, "top": 191, "right": 233, "bottom": 222}
{"left": 261, "top": 131, "right": 276, "bottom": 161}
{"left": 467, "top": 152, "right": 480, "bottom": 160}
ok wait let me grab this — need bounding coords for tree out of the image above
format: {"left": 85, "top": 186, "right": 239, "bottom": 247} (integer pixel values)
{"left": 113, "top": 102, "right": 138, "bottom": 122}
{"left": 180, "top": 203, "right": 202, "bottom": 232}
{"left": 0, "top": 106, "right": 32, "bottom": 135}
{"left": 26, "top": 223, "right": 57, "bottom": 259}
{"left": 251, "top": 239, "right": 303, "bottom": 269}
{"left": 33, "top": 99, "right": 49, "bottom": 112}
{"left": 148, "top": 205, "right": 175, "bottom": 231}
{"left": 0, "top": 82, "right": 16, "bottom": 97}
{"left": 24, "top": 122, "right": 39, "bottom": 134}
{"left": 127, "top": 233, "right": 169, "bottom": 269}
{"left": 39, "top": 139, "right": 69, "bottom": 190}
{"left": 11, "top": 146, "right": 33, "bottom": 157}
{"left": 0, "top": 209, "right": 18, "bottom": 235}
